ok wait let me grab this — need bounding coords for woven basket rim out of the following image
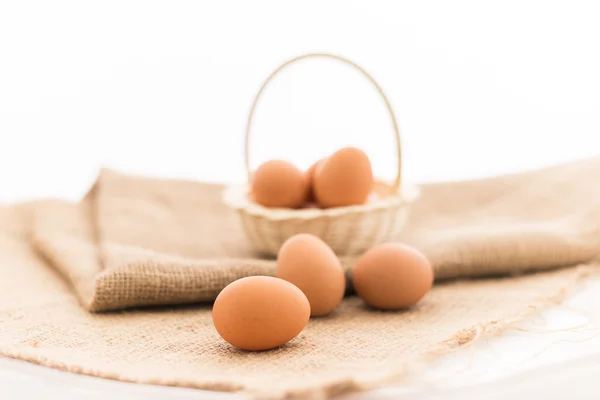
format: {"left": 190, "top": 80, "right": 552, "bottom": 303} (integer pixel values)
{"left": 222, "top": 182, "right": 420, "bottom": 221}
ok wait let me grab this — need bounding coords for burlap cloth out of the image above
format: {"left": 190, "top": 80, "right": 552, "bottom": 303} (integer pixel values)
{"left": 1, "top": 156, "right": 600, "bottom": 398}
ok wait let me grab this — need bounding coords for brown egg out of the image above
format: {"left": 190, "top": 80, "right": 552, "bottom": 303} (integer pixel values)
{"left": 276, "top": 234, "right": 345, "bottom": 317}
{"left": 313, "top": 147, "right": 373, "bottom": 208}
{"left": 251, "top": 160, "right": 309, "bottom": 208}
{"left": 305, "top": 158, "right": 325, "bottom": 203}
{"left": 352, "top": 243, "right": 433, "bottom": 310}
{"left": 212, "top": 276, "right": 310, "bottom": 351}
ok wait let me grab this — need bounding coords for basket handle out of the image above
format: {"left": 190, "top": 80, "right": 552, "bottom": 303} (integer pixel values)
{"left": 244, "top": 52, "right": 402, "bottom": 193}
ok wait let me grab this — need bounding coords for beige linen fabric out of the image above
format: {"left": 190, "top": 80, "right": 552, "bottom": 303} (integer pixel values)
{"left": 31, "top": 173, "right": 275, "bottom": 311}
{"left": 0, "top": 156, "right": 599, "bottom": 398}
{"left": 33, "top": 156, "right": 600, "bottom": 311}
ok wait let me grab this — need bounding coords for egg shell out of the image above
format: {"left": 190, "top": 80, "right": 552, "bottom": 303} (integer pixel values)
{"left": 212, "top": 276, "right": 310, "bottom": 351}
{"left": 313, "top": 147, "right": 373, "bottom": 208}
{"left": 352, "top": 243, "right": 433, "bottom": 310}
{"left": 276, "top": 234, "right": 345, "bottom": 317}
{"left": 251, "top": 160, "right": 309, "bottom": 208}
{"left": 305, "top": 158, "right": 325, "bottom": 203}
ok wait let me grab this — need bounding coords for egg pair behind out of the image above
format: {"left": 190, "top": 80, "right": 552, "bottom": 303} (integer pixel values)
{"left": 275, "top": 233, "right": 434, "bottom": 318}
{"left": 251, "top": 147, "right": 374, "bottom": 209}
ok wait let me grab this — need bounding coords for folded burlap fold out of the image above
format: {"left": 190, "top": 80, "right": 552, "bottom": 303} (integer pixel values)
{"left": 1, "top": 156, "right": 599, "bottom": 399}
{"left": 32, "top": 172, "right": 274, "bottom": 311}
{"left": 32, "top": 156, "right": 600, "bottom": 311}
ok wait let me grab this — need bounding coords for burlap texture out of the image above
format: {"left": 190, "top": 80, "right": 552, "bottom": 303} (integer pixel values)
{"left": 31, "top": 172, "right": 274, "bottom": 311}
{"left": 1, "top": 156, "right": 600, "bottom": 398}
{"left": 31, "top": 156, "right": 600, "bottom": 311}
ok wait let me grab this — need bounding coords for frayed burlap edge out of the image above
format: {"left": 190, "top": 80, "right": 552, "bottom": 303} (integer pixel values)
{"left": 1, "top": 264, "right": 597, "bottom": 400}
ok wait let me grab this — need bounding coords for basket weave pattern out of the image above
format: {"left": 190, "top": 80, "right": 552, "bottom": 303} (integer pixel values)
{"left": 224, "top": 183, "right": 418, "bottom": 257}
{"left": 225, "top": 53, "right": 412, "bottom": 257}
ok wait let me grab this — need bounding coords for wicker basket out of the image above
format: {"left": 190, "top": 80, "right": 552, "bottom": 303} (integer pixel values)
{"left": 223, "top": 53, "right": 420, "bottom": 257}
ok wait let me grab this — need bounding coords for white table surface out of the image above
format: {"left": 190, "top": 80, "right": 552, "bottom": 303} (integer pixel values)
{"left": 2, "top": 1, "right": 600, "bottom": 398}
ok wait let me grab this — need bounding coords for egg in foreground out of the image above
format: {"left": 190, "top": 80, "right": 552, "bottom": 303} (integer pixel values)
{"left": 212, "top": 276, "right": 310, "bottom": 351}
{"left": 353, "top": 243, "right": 433, "bottom": 310}
{"left": 276, "top": 234, "right": 346, "bottom": 317}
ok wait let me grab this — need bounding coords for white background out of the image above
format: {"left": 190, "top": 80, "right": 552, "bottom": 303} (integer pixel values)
{"left": 1, "top": 1, "right": 600, "bottom": 399}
